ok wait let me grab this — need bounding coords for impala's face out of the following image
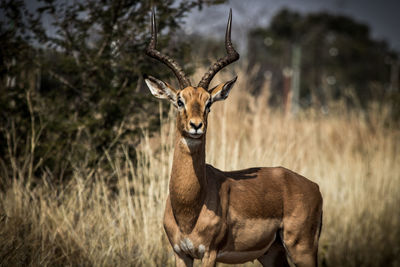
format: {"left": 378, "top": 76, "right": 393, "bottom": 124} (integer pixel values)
{"left": 176, "top": 87, "right": 211, "bottom": 138}
{"left": 144, "top": 75, "right": 237, "bottom": 139}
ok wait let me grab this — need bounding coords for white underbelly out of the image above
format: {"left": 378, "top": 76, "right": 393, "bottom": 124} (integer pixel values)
{"left": 216, "top": 213, "right": 280, "bottom": 264}
{"left": 216, "top": 233, "right": 276, "bottom": 264}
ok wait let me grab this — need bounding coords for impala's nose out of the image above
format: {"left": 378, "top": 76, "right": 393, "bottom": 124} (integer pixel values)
{"left": 188, "top": 119, "right": 204, "bottom": 137}
{"left": 190, "top": 121, "right": 203, "bottom": 131}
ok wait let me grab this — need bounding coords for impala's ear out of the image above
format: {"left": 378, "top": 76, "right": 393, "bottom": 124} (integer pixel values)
{"left": 209, "top": 76, "right": 237, "bottom": 103}
{"left": 144, "top": 75, "right": 178, "bottom": 103}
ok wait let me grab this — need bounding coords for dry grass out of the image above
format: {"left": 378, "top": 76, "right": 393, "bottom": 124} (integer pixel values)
{"left": 1, "top": 65, "right": 400, "bottom": 266}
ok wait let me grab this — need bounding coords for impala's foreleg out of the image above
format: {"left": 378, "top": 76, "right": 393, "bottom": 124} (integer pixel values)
{"left": 174, "top": 252, "right": 193, "bottom": 267}
{"left": 201, "top": 250, "right": 217, "bottom": 267}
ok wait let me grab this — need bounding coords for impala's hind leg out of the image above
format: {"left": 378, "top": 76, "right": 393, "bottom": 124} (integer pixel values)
{"left": 257, "top": 234, "right": 290, "bottom": 267}
{"left": 281, "top": 206, "right": 322, "bottom": 267}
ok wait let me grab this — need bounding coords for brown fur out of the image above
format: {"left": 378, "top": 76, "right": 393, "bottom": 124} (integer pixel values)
{"left": 145, "top": 80, "right": 323, "bottom": 267}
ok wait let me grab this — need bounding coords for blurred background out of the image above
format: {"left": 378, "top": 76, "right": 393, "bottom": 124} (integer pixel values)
{"left": 0, "top": 0, "right": 399, "bottom": 266}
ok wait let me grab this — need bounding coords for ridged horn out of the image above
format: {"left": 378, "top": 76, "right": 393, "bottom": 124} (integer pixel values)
{"left": 145, "top": 8, "right": 191, "bottom": 89}
{"left": 197, "top": 9, "right": 240, "bottom": 90}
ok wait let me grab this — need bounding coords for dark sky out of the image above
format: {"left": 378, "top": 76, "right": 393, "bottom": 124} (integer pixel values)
{"left": 183, "top": 0, "right": 400, "bottom": 53}
{"left": 3, "top": 0, "right": 398, "bottom": 53}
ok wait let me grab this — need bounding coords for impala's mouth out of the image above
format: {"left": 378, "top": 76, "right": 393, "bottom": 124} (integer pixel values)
{"left": 188, "top": 132, "right": 203, "bottom": 139}
{"left": 186, "top": 128, "right": 204, "bottom": 138}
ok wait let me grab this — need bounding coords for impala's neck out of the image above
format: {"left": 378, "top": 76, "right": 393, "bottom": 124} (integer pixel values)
{"left": 169, "top": 128, "right": 207, "bottom": 234}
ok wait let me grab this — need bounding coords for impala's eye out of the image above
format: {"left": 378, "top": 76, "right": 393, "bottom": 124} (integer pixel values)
{"left": 177, "top": 99, "right": 184, "bottom": 108}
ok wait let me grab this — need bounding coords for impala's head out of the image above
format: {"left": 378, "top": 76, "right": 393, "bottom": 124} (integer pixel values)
{"left": 144, "top": 8, "right": 239, "bottom": 139}
{"left": 144, "top": 75, "right": 237, "bottom": 138}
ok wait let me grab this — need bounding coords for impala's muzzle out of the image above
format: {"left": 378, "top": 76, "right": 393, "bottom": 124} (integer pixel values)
{"left": 187, "top": 118, "right": 205, "bottom": 138}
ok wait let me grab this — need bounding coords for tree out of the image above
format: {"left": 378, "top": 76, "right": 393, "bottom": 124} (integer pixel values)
{"left": 0, "top": 0, "right": 225, "bottom": 181}
{"left": 248, "top": 9, "right": 397, "bottom": 110}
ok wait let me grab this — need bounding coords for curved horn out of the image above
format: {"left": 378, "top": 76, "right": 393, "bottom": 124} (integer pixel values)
{"left": 145, "top": 8, "right": 191, "bottom": 89}
{"left": 198, "top": 9, "right": 240, "bottom": 90}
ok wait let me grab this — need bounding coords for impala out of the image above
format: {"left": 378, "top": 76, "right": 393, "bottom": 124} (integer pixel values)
{"left": 144, "top": 9, "right": 323, "bottom": 267}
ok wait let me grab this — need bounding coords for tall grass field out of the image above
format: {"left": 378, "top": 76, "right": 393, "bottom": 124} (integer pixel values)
{"left": 1, "top": 66, "right": 399, "bottom": 266}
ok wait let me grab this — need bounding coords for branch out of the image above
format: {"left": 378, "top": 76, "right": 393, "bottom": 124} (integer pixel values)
{"left": 47, "top": 69, "right": 78, "bottom": 93}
